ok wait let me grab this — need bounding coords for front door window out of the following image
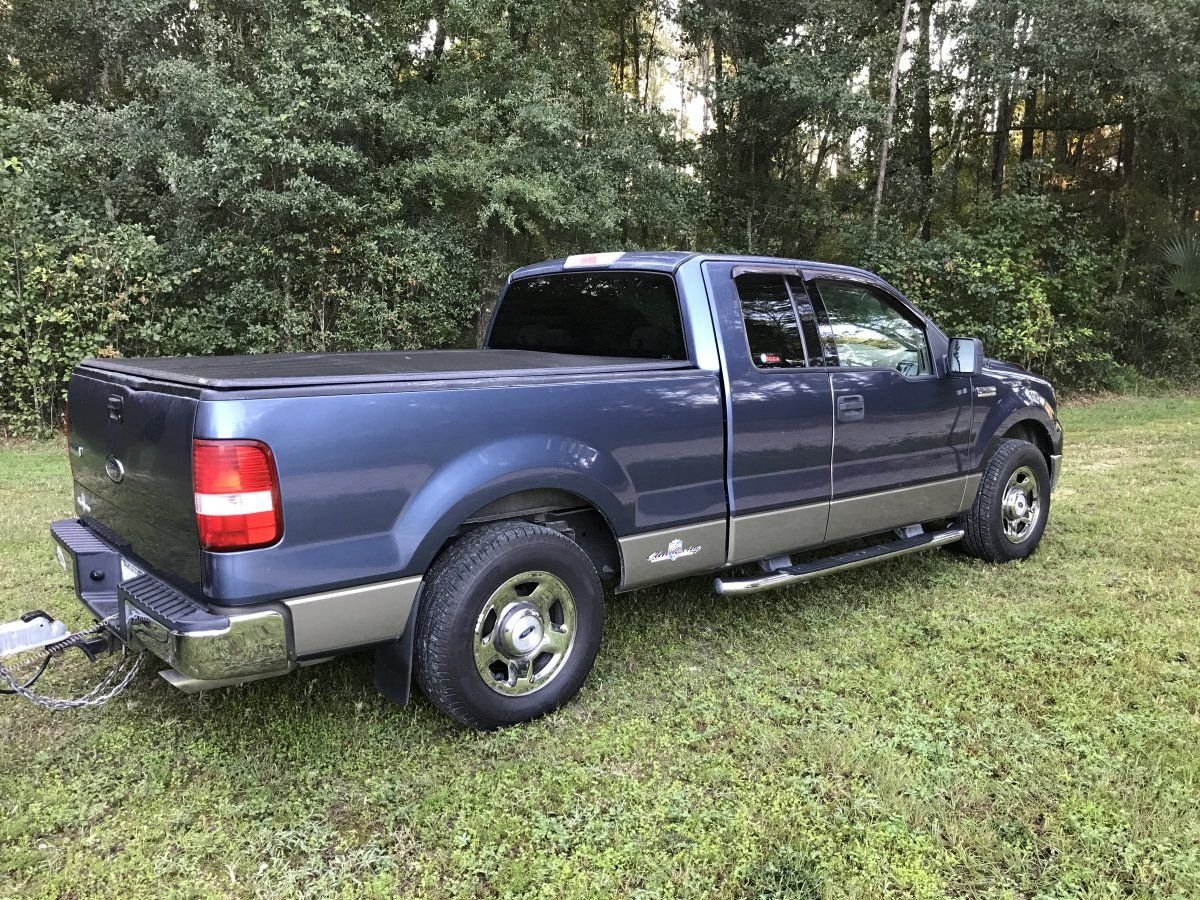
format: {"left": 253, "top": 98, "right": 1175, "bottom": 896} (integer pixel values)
{"left": 813, "top": 279, "right": 932, "bottom": 377}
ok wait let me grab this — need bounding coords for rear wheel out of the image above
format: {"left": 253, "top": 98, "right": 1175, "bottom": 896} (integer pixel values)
{"left": 959, "top": 438, "right": 1051, "bottom": 562}
{"left": 414, "top": 521, "right": 604, "bottom": 729}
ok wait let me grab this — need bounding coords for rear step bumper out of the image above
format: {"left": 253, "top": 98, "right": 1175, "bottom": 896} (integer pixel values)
{"left": 714, "top": 527, "right": 965, "bottom": 596}
{"left": 50, "top": 519, "right": 292, "bottom": 683}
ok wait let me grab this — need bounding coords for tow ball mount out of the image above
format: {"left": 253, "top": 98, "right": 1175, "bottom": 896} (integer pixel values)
{"left": 0, "top": 610, "right": 141, "bottom": 709}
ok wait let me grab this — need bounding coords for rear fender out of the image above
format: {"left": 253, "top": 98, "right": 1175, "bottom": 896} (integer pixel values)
{"left": 395, "top": 434, "right": 630, "bottom": 576}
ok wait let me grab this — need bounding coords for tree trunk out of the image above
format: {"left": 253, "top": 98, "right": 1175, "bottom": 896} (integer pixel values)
{"left": 1020, "top": 86, "right": 1037, "bottom": 163}
{"left": 712, "top": 30, "right": 725, "bottom": 136}
{"left": 991, "top": 92, "right": 1012, "bottom": 199}
{"left": 617, "top": 17, "right": 626, "bottom": 90}
{"left": 872, "top": 0, "right": 915, "bottom": 235}
{"left": 990, "top": 7, "right": 1021, "bottom": 199}
{"left": 631, "top": 10, "right": 641, "bottom": 100}
{"left": 643, "top": 4, "right": 660, "bottom": 111}
{"left": 1118, "top": 118, "right": 1136, "bottom": 183}
{"left": 424, "top": 4, "right": 448, "bottom": 83}
{"left": 915, "top": 0, "right": 933, "bottom": 240}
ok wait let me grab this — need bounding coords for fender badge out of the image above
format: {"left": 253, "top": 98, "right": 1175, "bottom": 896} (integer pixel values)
{"left": 648, "top": 538, "right": 701, "bottom": 564}
{"left": 76, "top": 491, "right": 92, "bottom": 515}
{"left": 105, "top": 456, "right": 125, "bottom": 484}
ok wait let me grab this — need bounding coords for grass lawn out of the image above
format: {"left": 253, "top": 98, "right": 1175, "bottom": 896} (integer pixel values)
{"left": 1, "top": 394, "right": 1198, "bottom": 899}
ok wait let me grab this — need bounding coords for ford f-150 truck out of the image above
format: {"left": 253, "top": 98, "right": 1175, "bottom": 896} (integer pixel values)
{"left": 47, "top": 251, "right": 1062, "bottom": 728}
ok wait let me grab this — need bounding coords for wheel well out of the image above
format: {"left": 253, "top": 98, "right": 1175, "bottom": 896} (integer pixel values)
{"left": 457, "top": 489, "right": 621, "bottom": 582}
{"left": 1002, "top": 420, "right": 1053, "bottom": 468}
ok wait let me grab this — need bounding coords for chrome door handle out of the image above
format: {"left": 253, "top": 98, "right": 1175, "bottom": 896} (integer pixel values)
{"left": 836, "top": 394, "right": 865, "bottom": 422}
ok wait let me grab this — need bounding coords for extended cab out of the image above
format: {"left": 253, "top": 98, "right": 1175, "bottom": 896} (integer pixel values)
{"left": 50, "top": 252, "right": 1062, "bottom": 728}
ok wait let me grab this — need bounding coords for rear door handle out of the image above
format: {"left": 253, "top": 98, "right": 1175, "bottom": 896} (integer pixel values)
{"left": 836, "top": 394, "right": 865, "bottom": 422}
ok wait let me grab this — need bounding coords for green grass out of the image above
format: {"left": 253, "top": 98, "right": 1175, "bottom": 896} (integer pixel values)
{"left": 1, "top": 395, "right": 1198, "bottom": 899}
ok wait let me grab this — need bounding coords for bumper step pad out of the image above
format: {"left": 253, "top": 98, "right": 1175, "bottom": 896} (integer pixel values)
{"left": 119, "top": 574, "right": 229, "bottom": 633}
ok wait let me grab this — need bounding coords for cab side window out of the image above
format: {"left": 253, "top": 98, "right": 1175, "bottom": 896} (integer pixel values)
{"left": 813, "top": 278, "right": 932, "bottom": 376}
{"left": 735, "top": 273, "right": 822, "bottom": 369}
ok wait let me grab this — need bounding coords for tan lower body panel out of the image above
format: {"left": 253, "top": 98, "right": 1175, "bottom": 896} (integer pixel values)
{"left": 617, "top": 519, "right": 728, "bottom": 591}
{"left": 720, "top": 472, "right": 984, "bottom": 571}
{"left": 726, "top": 502, "right": 830, "bottom": 566}
{"left": 824, "top": 473, "right": 981, "bottom": 544}
{"left": 283, "top": 575, "right": 422, "bottom": 657}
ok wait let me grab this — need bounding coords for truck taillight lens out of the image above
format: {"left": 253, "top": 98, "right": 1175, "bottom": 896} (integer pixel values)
{"left": 192, "top": 439, "right": 283, "bottom": 551}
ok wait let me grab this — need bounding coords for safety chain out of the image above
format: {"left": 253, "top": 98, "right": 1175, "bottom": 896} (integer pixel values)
{"left": 0, "top": 617, "right": 146, "bottom": 711}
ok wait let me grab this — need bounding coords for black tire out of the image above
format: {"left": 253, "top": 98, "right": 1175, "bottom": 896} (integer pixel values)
{"left": 959, "top": 438, "right": 1051, "bottom": 562}
{"left": 414, "top": 521, "right": 604, "bottom": 730}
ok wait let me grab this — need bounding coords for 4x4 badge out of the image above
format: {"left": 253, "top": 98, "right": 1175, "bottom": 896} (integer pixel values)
{"left": 647, "top": 538, "right": 701, "bottom": 564}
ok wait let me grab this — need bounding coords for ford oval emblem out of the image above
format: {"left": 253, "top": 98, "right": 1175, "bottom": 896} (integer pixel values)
{"left": 105, "top": 456, "right": 125, "bottom": 484}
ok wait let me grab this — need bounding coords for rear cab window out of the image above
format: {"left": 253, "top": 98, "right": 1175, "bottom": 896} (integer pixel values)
{"left": 488, "top": 271, "right": 688, "bottom": 360}
{"left": 734, "top": 272, "right": 825, "bottom": 369}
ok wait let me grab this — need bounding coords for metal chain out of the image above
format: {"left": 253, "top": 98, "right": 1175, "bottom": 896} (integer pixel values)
{"left": 0, "top": 617, "right": 146, "bottom": 710}
{"left": 3, "top": 650, "right": 50, "bottom": 678}
{"left": 0, "top": 651, "right": 145, "bottom": 710}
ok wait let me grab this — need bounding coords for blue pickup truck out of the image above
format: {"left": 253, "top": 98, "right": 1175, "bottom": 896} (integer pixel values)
{"left": 48, "top": 251, "right": 1062, "bottom": 728}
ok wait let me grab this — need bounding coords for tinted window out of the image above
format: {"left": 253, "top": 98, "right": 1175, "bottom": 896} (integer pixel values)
{"left": 814, "top": 279, "right": 932, "bottom": 376}
{"left": 735, "top": 274, "right": 810, "bottom": 369}
{"left": 786, "top": 275, "right": 829, "bottom": 367}
{"left": 488, "top": 272, "right": 687, "bottom": 360}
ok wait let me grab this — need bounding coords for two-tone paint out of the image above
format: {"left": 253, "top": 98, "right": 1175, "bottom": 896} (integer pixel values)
{"left": 60, "top": 251, "right": 1063, "bottom": 677}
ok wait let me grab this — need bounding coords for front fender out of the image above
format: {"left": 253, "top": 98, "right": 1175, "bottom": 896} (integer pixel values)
{"left": 394, "top": 433, "right": 631, "bottom": 575}
{"left": 974, "top": 388, "right": 1063, "bottom": 470}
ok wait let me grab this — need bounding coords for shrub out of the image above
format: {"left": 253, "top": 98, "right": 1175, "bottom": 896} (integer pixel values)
{"left": 857, "top": 196, "right": 1125, "bottom": 390}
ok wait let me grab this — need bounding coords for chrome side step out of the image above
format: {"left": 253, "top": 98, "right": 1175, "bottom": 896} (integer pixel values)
{"left": 713, "top": 527, "right": 965, "bottom": 596}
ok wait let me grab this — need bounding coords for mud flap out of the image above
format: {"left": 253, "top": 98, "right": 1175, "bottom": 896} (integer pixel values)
{"left": 372, "top": 592, "right": 421, "bottom": 706}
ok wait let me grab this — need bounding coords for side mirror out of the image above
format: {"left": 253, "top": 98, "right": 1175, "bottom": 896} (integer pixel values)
{"left": 947, "top": 337, "right": 984, "bottom": 376}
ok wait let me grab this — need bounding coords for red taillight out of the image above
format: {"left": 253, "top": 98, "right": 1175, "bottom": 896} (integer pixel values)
{"left": 192, "top": 439, "right": 283, "bottom": 551}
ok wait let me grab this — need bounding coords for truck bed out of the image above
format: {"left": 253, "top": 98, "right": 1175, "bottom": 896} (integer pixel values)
{"left": 82, "top": 349, "right": 692, "bottom": 390}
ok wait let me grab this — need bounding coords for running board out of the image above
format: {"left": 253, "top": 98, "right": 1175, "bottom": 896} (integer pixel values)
{"left": 713, "top": 527, "right": 965, "bottom": 596}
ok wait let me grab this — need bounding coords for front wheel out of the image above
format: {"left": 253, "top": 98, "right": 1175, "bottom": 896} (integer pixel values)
{"left": 414, "top": 521, "right": 604, "bottom": 729}
{"left": 959, "top": 438, "right": 1051, "bottom": 562}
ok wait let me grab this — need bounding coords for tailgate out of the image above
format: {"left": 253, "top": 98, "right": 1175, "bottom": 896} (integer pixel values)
{"left": 67, "top": 369, "right": 201, "bottom": 587}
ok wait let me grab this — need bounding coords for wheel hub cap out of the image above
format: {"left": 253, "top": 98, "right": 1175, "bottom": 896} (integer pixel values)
{"left": 473, "top": 571, "right": 578, "bottom": 696}
{"left": 1001, "top": 465, "right": 1041, "bottom": 544}
{"left": 497, "top": 605, "right": 544, "bottom": 656}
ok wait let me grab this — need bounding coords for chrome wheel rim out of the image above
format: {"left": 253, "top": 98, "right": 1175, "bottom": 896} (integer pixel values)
{"left": 1001, "top": 465, "right": 1041, "bottom": 544}
{"left": 473, "top": 571, "right": 577, "bottom": 696}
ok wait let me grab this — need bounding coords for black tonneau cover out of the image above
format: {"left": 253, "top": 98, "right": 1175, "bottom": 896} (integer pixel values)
{"left": 81, "top": 349, "right": 693, "bottom": 390}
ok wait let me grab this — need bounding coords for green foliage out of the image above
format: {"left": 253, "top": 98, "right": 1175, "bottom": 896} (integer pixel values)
{"left": 1, "top": 0, "right": 1199, "bottom": 431}
{"left": 0, "top": 0, "right": 701, "bottom": 432}
{"left": 1161, "top": 234, "right": 1200, "bottom": 302}
{"left": 0, "top": 111, "right": 179, "bottom": 430}
{"left": 860, "top": 196, "right": 1122, "bottom": 390}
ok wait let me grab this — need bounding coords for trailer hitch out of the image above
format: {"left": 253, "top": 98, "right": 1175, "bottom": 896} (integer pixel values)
{"left": 0, "top": 610, "right": 142, "bottom": 709}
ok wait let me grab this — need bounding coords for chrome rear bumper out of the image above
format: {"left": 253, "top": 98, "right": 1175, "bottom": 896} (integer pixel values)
{"left": 51, "top": 519, "right": 291, "bottom": 683}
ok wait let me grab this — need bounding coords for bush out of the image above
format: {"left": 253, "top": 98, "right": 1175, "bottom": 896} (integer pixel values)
{"left": 0, "top": 1, "right": 702, "bottom": 432}
{"left": 857, "top": 196, "right": 1126, "bottom": 391}
{"left": 0, "top": 150, "right": 178, "bottom": 433}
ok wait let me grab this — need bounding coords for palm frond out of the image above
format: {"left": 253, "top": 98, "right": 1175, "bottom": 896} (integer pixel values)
{"left": 1161, "top": 234, "right": 1200, "bottom": 301}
